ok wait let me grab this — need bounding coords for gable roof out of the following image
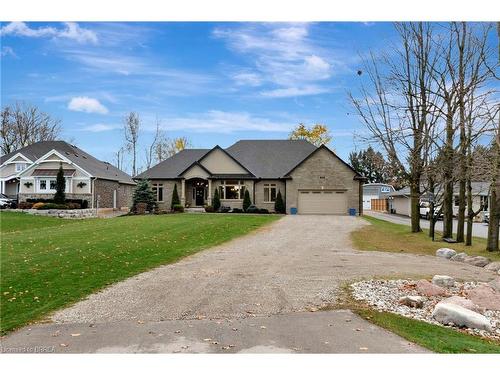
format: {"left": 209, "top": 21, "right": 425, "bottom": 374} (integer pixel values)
{"left": 226, "top": 140, "right": 317, "bottom": 178}
{"left": 135, "top": 149, "right": 210, "bottom": 179}
{"left": 283, "top": 144, "right": 363, "bottom": 179}
{"left": 1, "top": 141, "right": 135, "bottom": 184}
{"left": 198, "top": 145, "right": 254, "bottom": 176}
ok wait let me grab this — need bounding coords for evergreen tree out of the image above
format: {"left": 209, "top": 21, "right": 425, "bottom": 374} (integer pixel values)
{"left": 243, "top": 189, "right": 251, "bottom": 211}
{"left": 274, "top": 190, "right": 285, "bottom": 214}
{"left": 171, "top": 183, "right": 180, "bottom": 209}
{"left": 132, "top": 179, "right": 157, "bottom": 212}
{"left": 53, "top": 162, "right": 66, "bottom": 204}
{"left": 212, "top": 188, "right": 221, "bottom": 211}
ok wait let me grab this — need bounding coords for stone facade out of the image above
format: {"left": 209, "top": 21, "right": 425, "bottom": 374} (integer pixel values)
{"left": 254, "top": 180, "right": 286, "bottom": 212}
{"left": 147, "top": 179, "right": 179, "bottom": 211}
{"left": 285, "top": 147, "right": 361, "bottom": 214}
{"left": 13, "top": 208, "right": 97, "bottom": 219}
{"left": 94, "top": 179, "right": 134, "bottom": 210}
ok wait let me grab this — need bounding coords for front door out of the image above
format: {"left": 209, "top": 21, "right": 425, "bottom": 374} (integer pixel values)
{"left": 195, "top": 187, "right": 205, "bottom": 206}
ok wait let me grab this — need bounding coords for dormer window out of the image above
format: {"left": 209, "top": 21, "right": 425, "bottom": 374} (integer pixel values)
{"left": 15, "top": 163, "right": 27, "bottom": 172}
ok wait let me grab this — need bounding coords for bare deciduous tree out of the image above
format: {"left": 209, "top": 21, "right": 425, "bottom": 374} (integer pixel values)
{"left": 350, "top": 22, "right": 441, "bottom": 233}
{"left": 123, "top": 112, "right": 140, "bottom": 176}
{"left": 1, "top": 102, "right": 61, "bottom": 154}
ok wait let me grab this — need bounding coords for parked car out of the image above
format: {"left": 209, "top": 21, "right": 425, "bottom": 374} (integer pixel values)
{"left": 0, "top": 193, "right": 17, "bottom": 209}
{"left": 419, "top": 201, "right": 442, "bottom": 220}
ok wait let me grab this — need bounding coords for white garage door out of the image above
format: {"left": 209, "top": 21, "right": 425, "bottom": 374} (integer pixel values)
{"left": 298, "top": 190, "right": 348, "bottom": 215}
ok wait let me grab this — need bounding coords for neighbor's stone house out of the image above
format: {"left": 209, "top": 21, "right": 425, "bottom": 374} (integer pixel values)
{"left": 0, "top": 141, "right": 135, "bottom": 210}
{"left": 136, "top": 140, "right": 364, "bottom": 215}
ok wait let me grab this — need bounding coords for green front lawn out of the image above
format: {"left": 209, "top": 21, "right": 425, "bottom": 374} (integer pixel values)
{"left": 355, "top": 308, "right": 500, "bottom": 353}
{"left": 352, "top": 215, "right": 500, "bottom": 261}
{"left": 0, "top": 212, "right": 280, "bottom": 334}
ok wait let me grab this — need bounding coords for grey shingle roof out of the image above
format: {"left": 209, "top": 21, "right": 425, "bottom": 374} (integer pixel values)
{"left": 1, "top": 141, "right": 135, "bottom": 184}
{"left": 226, "top": 140, "right": 317, "bottom": 178}
{"left": 135, "top": 149, "right": 210, "bottom": 179}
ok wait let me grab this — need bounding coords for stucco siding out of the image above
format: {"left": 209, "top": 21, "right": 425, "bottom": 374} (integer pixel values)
{"left": 200, "top": 148, "right": 247, "bottom": 174}
{"left": 391, "top": 196, "right": 411, "bottom": 216}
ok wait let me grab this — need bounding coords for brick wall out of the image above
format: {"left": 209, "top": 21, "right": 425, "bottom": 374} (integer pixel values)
{"left": 94, "top": 179, "right": 134, "bottom": 209}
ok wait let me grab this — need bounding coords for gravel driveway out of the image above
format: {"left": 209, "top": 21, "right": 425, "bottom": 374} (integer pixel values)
{"left": 53, "top": 215, "right": 495, "bottom": 324}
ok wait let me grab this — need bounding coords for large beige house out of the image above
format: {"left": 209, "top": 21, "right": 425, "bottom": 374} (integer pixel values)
{"left": 0, "top": 141, "right": 135, "bottom": 209}
{"left": 136, "top": 140, "right": 364, "bottom": 215}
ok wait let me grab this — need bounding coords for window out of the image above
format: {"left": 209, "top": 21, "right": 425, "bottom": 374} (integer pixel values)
{"left": 454, "top": 195, "right": 460, "bottom": 207}
{"left": 152, "top": 183, "right": 164, "bottom": 202}
{"left": 264, "top": 183, "right": 277, "bottom": 202}
{"left": 39, "top": 179, "right": 47, "bottom": 190}
{"left": 50, "top": 180, "right": 57, "bottom": 190}
{"left": 480, "top": 195, "right": 489, "bottom": 212}
{"left": 38, "top": 178, "right": 68, "bottom": 193}
{"left": 218, "top": 180, "right": 245, "bottom": 200}
{"left": 15, "top": 163, "right": 26, "bottom": 172}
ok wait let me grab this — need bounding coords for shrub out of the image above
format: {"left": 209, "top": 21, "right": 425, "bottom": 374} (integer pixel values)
{"left": 172, "top": 204, "right": 184, "bottom": 213}
{"left": 231, "top": 208, "right": 243, "bottom": 213}
{"left": 38, "top": 203, "right": 68, "bottom": 210}
{"left": 136, "top": 202, "right": 148, "bottom": 214}
{"left": 131, "top": 179, "right": 157, "bottom": 213}
{"left": 274, "top": 190, "right": 285, "bottom": 214}
{"left": 245, "top": 205, "right": 259, "bottom": 213}
{"left": 18, "top": 202, "right": 33, "bottom": 209}
{"left": 212, "top": 189, "right": 221, "bottom": 211}
{"left": 259, "top": 208, "right": 269, "bottom": 214}
{"left": 32, "top": 202, "right": 46, "bottom": 209}
{"left": 171, "top": 184, "right": 180, "bottom": 209}
{"left": 204, "top": 205, "right": 215, "bottom": 213}
{"left": 53, "top": 163, "right": 66, "bottom": 204}
{"left": 26, "top": 198, "right": 88, "bottom": 209}
{"left": 219, "top": 205, "right": 231, "bottom": 213}
{"left": 243, "top": 189, "right": 251, "bottom": 211}
{"left": 67, "top": 202, "right": 81, "bottom": 209}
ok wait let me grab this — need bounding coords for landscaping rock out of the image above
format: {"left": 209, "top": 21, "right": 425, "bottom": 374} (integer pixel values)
{"left": 436, "top": 248, "right": 457, "bottom": 259}
{"left": 467, "top": 285, "right": 500, "bottom": 311}
{"left": 416, "top": 279, "right": 448, "bottom": 297}
{"left": 450, "top": 252, "right": 468, "bottom": 262}
{"left": 489, "top": 278, "right": 500, "bottom": 293}
{"left": 432, "top": 302, "right": 491, "bottom": 331}
{"left": 441, "top": 296, "right": 483, "bottom": 314}
{"left": 398, "top": 296, "right": 426, "bottom": 308}
{"left": 463, "top": 256, "right": 490, "bottom": 268}
{"left": 432, "top": 275, "right": 455, "bottom": 288}
{"left": 484, "top": 262, "right": 500, "bottom": 273}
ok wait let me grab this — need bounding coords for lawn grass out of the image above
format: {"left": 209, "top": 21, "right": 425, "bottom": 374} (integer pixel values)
{"left": 0, "top": 211, "right": 280, "bottom": 334}
{"left": 355, "top": 308, "right": 500, "bottom": 353}
{"left": 352, "top": 215, "right": 500, "bottom": 261}
{"left": 0, "top": 211, "right": 81, "bottom": 233}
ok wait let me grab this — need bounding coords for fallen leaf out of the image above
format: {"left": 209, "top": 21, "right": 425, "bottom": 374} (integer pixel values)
{"left": 137, "top": 320, "right": 144, "bottom": 324}
{"left": 359, "top": 347, "right": 368, "bottom": 351}
{"left": 232, "top": 328, "right": 238, "bottom": 331}
{"left": 203, "top": 338, "right": 212, "bottom": 341}
{"left": 70, "top": 333, "right": 81, "bottom": 337}
{"left": 174, "top": 330, "right": 181, "bottom": 334}
{"left": 181, "top": 345, "right": 189, "bottom": 349}
{"left": 60, "top": 343, "right": 68, "bottom": 347}
{"left": 260, "top": 326, "right": 266, "bottom": 329}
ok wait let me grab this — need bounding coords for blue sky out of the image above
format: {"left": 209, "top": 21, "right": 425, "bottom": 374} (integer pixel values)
{"left": 1, "top": 22, "right": 400, "bottom": 171}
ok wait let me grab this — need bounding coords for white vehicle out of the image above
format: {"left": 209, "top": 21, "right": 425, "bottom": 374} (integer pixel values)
{"left": 419, "top": 201, "right": 442, "bottom": 220}
{"left": 0, "top": 193, "right": 16, "bottom": 209}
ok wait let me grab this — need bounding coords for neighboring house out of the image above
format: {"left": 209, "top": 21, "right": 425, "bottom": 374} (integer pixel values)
{"left": 136, "top": 140, "right": 364, "bottom": 215}
{"left": 384, "top": 182, "right": 491, "bottom": 220}
{"left": 0, "top": 141, "right": 135, "bottom": 209}
{"left": 362, "top": 183, "right": 395, "bottom": 210}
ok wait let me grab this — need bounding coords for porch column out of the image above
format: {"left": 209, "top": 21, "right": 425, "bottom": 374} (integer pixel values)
{"left": 181, "top": 179, "right": 186, "bottom": 206}
{"left": 0, "top": 180, "right": 4, "bottom": 194}
{"left": 207, "top": 179, "right": 212, "bottom": 205}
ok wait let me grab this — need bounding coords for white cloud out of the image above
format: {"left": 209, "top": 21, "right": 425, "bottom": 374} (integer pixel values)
{"left": 260, "top": 86, "right": 330, "bottom": 98}
{"left": 213, "top": 23, "right": 342, "bottom": 98}
{"left": 1, "top": 46, "right": 17, "bottom": 58}
{"left": 68, "top": 97, "right": 108, "bottom": 114}
{"left": 232, "top": 71, "right": 263, "bottom": 87}
{"left": 0, "top": 22, "right": 97, "bottom": 44}
{"left": 145, "top": 110, "right": 292, "bottom": 134}
{"left": 81, "top": 124, "right": 119, "bottom": 132}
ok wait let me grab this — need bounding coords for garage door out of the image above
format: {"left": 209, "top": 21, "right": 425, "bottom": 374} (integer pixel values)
{"left": 298, "top": 190, "right": 348, "bottom": 215}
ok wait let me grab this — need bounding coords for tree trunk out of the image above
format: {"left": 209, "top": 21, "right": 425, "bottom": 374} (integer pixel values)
{"left": 410, "top": 180, "right": 422, "bottom": 233}
{"left": 487, "top": 182, "right": 500, "bottom": 251}
{"left": 466, "top": 178, "right": 474, "bottom": 246}
{"left": 456, "top": 179, "right": 466, "bottom": 242}
{"left": 442, "top": 109, "right": 454, "bottom": 239}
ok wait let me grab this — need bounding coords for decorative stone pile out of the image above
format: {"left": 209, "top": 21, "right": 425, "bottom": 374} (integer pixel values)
{"left": 13, "top": 208, "right": 97, "bottom": 219}
{"left": 351, "top": 276, "right": 500, "bottom": 341}
{"left": 436, "top": 247, "right": 500, "bottom": 275}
